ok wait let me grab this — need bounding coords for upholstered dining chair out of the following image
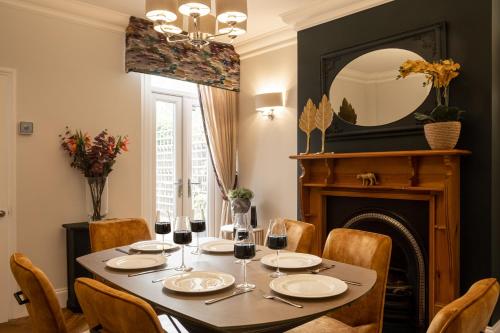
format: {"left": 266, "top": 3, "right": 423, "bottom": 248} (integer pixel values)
{"left": 89, "top": 218, "right": 152, "bottom": 252}
{"left": 10, "top": 253, "right": 88, "bottom": 333}
{"left": 282, "top": 219, "right": 316, "bottom": 254}
{"left": 75, "top": 277, "right": 180, "bottom": 333}
{"left": 288, "top": 228, "right": 392, "bottom": 333}
{"left": 427, "top": 278, "right": 499, "bottom": 333}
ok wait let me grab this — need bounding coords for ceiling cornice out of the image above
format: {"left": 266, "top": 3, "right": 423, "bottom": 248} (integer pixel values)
{"left": 0, "top": 0, "right": 129, "bottom": 33}
{"left": 280, "top": 0, "right": 394, "bottom": 31}
{"left": 235, "top": 26, "right": 297, "bottom": 60}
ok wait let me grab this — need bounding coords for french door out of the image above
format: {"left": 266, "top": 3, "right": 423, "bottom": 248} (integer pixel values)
{"left": 152, "top": 93, "right": 211, "bottom": 233}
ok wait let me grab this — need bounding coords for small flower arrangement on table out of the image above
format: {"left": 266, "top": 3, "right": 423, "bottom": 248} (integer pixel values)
{"left": 60, "top": 127, "right": 129, "bottom": 220}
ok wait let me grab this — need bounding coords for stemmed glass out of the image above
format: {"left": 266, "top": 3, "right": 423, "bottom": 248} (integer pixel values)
{"left": 155, "top": 211, "right": 171, "bottom": 257}
{"left": 266, "top": 218, "right": 288, "bottom": 278}
{"left": 233, "top": 224, "right": 256, "bottom": 291}
{"left": 173, "top": 216, "right": 192, "bottom": 271}
{"left": 190, "top": 209, "right": 206, "bottom": 255}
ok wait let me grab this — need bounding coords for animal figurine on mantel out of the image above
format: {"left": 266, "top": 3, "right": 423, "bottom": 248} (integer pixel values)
{"left": 356, "top": 173, "right": 378, "bottom": 186}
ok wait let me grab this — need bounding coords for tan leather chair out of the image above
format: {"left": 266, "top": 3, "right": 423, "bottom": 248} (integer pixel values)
{"left": 89, "top": 218, "right": 152, "bottom": 252}
{"left": 75, "top": 277, "right": 164, "bottom": 333}
{"left": 427, "top": 278, "right": 499, "bottom": 333}
{"left": 283, "top": 219, "right": 316, "bottom": 254}
{"left": 10, "top": 253, "right": 88, "bottom": 333}
{"left": 288, "top": 228, "right": 392, "bottom": 333}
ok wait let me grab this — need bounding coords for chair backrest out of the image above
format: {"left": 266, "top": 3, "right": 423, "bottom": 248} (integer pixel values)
{"left": 283, "top": 219, "right": 316, "bottom": 254}
{"left": 74, "top": 277, "right": 164, "bottom": 333}
{"left": 89, "top": 218, "right": 152, "bottom": 252}
{"left": 427, "top": 278, "right": 499, "bottom": 333}
{"left": 322, "top": 228, "right": 392, "bottom": 332}
{"left": 10, "top": 253, "right": 68, "bottom": 333}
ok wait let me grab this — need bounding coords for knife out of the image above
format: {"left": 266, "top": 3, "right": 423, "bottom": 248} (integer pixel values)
{"left": 204, "top": 289, "right": 253, "bottom": 305}
{"left": 128, "top": 267, "right": 174, "bottom": 277}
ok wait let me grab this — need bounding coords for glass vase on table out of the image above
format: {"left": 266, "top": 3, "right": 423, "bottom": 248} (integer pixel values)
{"left": 190, "top": 209, "right": 206, "bottom": 255}
{"left": 267, "top": 218, "right": 288, "bottom": 278}
{"left": 234, "top": 224, "right": 256, "bottom": 291}
{"left": 173, "top": 216, "right": 192, "bottom": 271}
{"left": 155, "top": 211, "right": 171, "bottom": 257}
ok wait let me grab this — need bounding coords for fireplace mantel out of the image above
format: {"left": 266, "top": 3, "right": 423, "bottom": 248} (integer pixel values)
{"left": 290, "top": 149, "right": 471, "bottom": 320}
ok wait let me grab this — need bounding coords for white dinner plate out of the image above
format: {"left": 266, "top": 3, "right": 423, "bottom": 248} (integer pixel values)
{"left": 200, "top": 240, "right": 234, "bottom": 253}
{"left": 260, "top": 252, "right": 322, "bottom": 269}
{"left": 106, "top": 254, "right": 166, "bottom": 270}
{"left": 130, "top": 240, "right": 179, "bottom": 253}
{"left": 270, "top": 274, "right": 348, "bottom": 299}
{"left": 163, "top": 271, "right": 235, "bottom": 293}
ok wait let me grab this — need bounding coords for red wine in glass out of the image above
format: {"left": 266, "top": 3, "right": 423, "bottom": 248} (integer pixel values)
{"left": 266, "top": 235, "right": 287, "bottom": 250}
{"left": 173, "top": 230, "right": 192, "bottom": 245}
{"left": 155, "top": 222, "right": 171, "bottom": 256}
{"left": 234, "top": 243, "right": 256, "bottom": 259}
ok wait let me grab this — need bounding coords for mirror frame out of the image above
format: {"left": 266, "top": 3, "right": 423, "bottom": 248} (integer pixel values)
{"left": 321, "top": 22, "right": 447, "bottom": 141}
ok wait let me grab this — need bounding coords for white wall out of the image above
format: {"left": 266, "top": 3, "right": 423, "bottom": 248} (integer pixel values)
{"left": 0, "top": 3, "right": 142, "bottom": 299}
{"left": 238, "top": 45, "right": 298, "bottom": 230}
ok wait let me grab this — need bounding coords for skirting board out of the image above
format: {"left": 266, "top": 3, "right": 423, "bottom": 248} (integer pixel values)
{"left": 10, "top": 288, "right": 67, "bottom": 320}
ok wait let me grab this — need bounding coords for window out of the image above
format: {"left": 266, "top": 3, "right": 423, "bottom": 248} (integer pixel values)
{"left": 143, "top": 76, "right": 215, "bottom": 236}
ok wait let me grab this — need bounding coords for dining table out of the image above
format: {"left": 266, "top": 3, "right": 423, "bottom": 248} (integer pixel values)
{"left": 77, "top": 238, "right": 377, "bottom": 333}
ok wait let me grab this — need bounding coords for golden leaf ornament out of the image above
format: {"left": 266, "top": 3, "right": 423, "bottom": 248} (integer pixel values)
{"left": 299, "top": 99, "right": 317, "bottom": 154}
{"left": 315, "top": 94, "right": 334, "bottom": 153}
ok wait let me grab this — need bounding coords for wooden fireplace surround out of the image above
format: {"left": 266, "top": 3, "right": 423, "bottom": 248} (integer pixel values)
{"left": 290, "top": 149, "right": 471, "bottom": 319}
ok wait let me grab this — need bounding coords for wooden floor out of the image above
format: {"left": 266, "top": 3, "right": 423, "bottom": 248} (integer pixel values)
{"left": 0, "top": 309, "right": 87, "bottom": 333}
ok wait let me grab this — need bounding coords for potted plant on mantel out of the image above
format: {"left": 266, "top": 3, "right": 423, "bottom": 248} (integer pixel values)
{"left": 398, "top": 59, "right": 465, "bottom": 150}
{"left": 60, "top": 128, "right": 129, "bottom": 221}
{"left": 228, "top": 187, "right": 254, "bottom": 214}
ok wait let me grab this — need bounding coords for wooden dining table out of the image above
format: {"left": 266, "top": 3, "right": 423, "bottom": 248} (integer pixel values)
{"left": 77, "top": 238, "right": 376, "bottom": 333}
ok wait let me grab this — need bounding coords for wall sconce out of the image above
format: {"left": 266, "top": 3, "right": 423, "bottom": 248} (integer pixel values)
{"left": 255, "top": 92, "right": 283, "bottom": 120}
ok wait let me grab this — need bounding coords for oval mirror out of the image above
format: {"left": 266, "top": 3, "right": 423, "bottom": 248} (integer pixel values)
{"left": 329, "top": 48, "right": 431, "bottom": 126}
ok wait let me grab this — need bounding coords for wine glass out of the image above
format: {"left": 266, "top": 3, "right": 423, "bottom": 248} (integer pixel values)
{"left": 266, "top": 218, "right": 288, "bottom": 278}
{"left": 190, "top": 209, "right": 206, "bottom": 255}
{"left": 234, "top": 224, "right": 256, "bottom": 291}
{"left": 173, "top": 216, "right": 192, "bottom": 271}
{"left": 233, "top": 213, "right": 248, "bottom": 263}
{"left": 155, "top": 211, "right": 171, "bottom": 257}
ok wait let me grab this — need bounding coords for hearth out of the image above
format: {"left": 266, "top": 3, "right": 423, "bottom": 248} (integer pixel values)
{"left": 327, "top": 197, "right": 428, "bottom": 332}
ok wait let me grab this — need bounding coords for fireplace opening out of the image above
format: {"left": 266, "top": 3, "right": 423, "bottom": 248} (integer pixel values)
{"left": 327, "top": 197, "right": 428, "bottom": 333}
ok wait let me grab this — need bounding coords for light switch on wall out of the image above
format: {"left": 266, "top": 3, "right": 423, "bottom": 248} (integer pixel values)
{"left": 19, "top": 121, "right": 34, "bottom": 135}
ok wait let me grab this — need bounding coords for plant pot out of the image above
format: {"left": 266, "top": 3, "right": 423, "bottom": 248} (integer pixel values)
{"left": 85, "top": 176, "right": 108, "bottom": 221}
{"left": 231, "top": 198, "right": 251, "bottom": 214}
{"left": 424, "top": 121, "right": 461, "bottom": 150}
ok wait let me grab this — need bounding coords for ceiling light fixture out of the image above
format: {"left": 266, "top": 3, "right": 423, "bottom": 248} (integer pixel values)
{"left": 145, "top": 0, "right": 248, "bottom": 48}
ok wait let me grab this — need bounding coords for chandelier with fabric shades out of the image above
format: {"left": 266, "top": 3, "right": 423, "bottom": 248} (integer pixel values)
{"left": 145, "top": 0, "right": 248, "bottom": 48}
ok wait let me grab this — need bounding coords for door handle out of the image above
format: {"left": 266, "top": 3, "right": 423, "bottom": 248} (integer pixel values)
{"left": 0, "top": 210, "right": 7, "bottom": 218}
{"left": 188, "top": 179, "right": 201, "bottom": 198}
{"left": 173, "top": 179, "right": 183, "bottom": 198}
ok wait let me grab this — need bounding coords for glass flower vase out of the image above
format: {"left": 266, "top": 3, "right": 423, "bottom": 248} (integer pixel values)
{"left": 85, "top": 176, "right": 109, "bottom": 221}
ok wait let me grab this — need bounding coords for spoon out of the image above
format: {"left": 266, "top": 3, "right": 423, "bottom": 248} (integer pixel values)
{"left": 310, "top": 264, "right": 335, "bottom": 274}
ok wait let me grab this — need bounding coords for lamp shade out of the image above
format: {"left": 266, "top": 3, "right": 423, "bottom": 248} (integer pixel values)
{"left": 217, "top": 0, "right": 247, "bottom": 23}
{"left": 188, "top": 14, "right": 216, "bottom": 35}
{"left": 255, "top": 92, "right": 283, "bottom": 111}
{"left": 218, "top": 20, "right": 247, "bottom": 36}
{"left": 178, "top": 0, "right": 211, "bottom": 17}
{"left": 146, "top": 0, "right": 178, "bottom": 22}
{"left": 154, "top": 16, "right": 183, "bottom": 34}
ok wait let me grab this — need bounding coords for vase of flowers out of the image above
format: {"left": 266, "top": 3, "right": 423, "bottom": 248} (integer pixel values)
{"left": 228, "top": 187, "right": 254, "bottom": 214}
{"left": 398, "top": 59, "right": 465, "bottom": 150}
{"left": 60, "top": 128, "right": 129, "bottom": 221}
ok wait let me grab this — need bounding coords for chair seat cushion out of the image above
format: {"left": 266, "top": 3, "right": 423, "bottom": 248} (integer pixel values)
{"left": 287, "top": 316, "right": 377, "bottom": 333}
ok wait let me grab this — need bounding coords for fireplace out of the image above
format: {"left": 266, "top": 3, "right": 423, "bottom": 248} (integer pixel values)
{"left": 327, "top": 197, "right": 428, "bottom": 332}
{"left": 290, "top": 150, "right": 470, "bottom": 322}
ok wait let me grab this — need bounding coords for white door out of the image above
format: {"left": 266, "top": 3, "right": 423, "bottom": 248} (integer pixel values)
{"left": 0, "top": 69, "right": 14, "bottom": 323}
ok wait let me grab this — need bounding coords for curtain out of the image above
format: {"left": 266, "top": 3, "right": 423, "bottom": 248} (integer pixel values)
{"left": 198, "top": 85, "right": 238, "bottom": 236}
{"left": 126, "top": 16, "right": 240, "bottom": 92}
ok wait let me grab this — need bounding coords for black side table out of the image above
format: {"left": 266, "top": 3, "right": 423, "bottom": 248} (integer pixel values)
{"left": 62, "top": 222, "right": 92, "bottom": 312}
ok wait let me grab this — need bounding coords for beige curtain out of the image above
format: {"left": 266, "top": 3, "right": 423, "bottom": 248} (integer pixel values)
{"left": 198, "top": 85, "right": 238, "bottom": 236}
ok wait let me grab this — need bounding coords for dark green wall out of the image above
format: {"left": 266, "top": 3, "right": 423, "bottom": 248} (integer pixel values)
{"left": 297, "top": 0, "right": 499, "bottom": 322}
